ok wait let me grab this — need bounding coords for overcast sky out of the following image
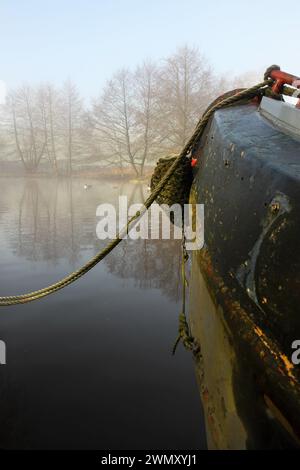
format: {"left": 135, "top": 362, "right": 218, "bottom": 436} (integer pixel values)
{"left": 0, "top": 0, "right": 299, "bottom": 100}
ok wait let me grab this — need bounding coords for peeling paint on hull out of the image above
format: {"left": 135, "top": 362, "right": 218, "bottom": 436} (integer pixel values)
{"left": 189, "top": 104, "right": 300, "bottom": 449}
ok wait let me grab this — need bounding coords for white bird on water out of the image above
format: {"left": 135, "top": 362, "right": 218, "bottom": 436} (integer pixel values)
{"left": 84, "top": 184, "right": 92, "bottom": 190}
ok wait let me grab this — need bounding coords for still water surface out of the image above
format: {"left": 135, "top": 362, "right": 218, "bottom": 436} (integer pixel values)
{"left": 0, "top": 177, "right": 205, "bottom": 449}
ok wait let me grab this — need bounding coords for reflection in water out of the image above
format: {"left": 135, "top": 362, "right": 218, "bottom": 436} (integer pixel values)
{"left": 0, "top": 177, "right": 205, "bottom": 450}
{"left": 11, "top": 178, "right": 94, "bottom": 265}
{"left": 105, "top": 239, "right": 181, "bottom": 301}
{"left": 6, "top": 178, "right": 181, "bottom": 298}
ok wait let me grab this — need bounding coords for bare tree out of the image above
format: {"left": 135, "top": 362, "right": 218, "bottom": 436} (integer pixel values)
{"left": 93, "top": 64, "right": 163, "bottom": 177}
{"left": 92, "top": 69, "right": 141, "bottom": 176}
{"left": 37, "top": 84, "right": 60, "bottom": 175}
{"left": 157, "top": 46, "right": 215, "bottom": 151}
{"left": 5, "top": 86, "right": 47, "bottom": 172}
{"left": 3, "top": 82, "right": 88, "bottom": 175}
{"left": 133, "top": 61, "right": 161, "bottom": 175}
{"left": 60, "top": 80, "right": 85, "bottom": 175}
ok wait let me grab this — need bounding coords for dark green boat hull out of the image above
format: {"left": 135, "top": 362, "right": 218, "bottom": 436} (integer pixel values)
{"left": 190, "top": 103, "right": 300, "bottom": 448}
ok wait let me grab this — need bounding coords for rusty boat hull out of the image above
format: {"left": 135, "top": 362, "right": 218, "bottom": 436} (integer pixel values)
{"left": 189, "top": 101, "right": 300, "bottom": 449}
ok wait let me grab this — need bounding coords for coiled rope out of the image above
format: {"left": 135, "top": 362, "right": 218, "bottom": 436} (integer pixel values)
{"left": 0, "top": 79, "right": 273, "bottom": 305}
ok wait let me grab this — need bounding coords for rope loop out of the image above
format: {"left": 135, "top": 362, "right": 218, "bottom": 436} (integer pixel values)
{"left": 172, "top": 234, "right": 201, "bottom": 358}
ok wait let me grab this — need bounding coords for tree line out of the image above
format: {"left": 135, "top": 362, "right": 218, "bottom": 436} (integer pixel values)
{"left": 0, "top": 46, "right": 258, "bottom": 177}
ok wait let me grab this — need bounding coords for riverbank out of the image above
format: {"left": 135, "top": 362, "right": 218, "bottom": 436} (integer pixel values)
{"left": 0, "top": 165, "right": 154, "bottom": 182}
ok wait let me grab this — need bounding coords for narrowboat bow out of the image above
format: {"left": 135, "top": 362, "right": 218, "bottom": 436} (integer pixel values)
{"left": 189, "top": 69, "right": 300, "bottom": 449}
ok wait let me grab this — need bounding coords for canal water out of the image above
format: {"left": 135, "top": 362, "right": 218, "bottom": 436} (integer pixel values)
{"left": 0, "top": 176, "right": 205, "bottom": 450}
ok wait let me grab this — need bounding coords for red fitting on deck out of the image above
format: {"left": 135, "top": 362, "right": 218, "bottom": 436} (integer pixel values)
{"left": 270, "top": 69, "right": 300, "bottom": 93}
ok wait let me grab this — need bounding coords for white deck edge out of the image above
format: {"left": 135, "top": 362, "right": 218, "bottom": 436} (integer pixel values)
{"left": 259, "top": 96, "right": 300, "bottom": 138}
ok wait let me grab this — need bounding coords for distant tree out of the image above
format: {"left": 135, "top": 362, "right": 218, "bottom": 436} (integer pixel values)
{"left": 92, "top": 69, "right": 140, "bottom": 176}
{"left": 132, "top": 61, "right": 163, "bottom": 175}
{"left": 60, "top": 80, "right": 85, "bottom": 175}
{"left": 0, "top": 107, "right": 9, "bottom": 158}
{"left": 157, "top": 45, "right": 215, "bottom": 152}
{"left": 6, "top": 86, "right": 47, "bottom": 172}
{"left": 37, "top": 84, "right": 60, "bottom": 175}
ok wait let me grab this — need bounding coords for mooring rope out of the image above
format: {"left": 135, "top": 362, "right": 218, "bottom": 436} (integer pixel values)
{"left": 172, "top": 232, "right": 201, "bottom": 357}
{"left": 0, "top": 79, "right": 273, "bottom": 306}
